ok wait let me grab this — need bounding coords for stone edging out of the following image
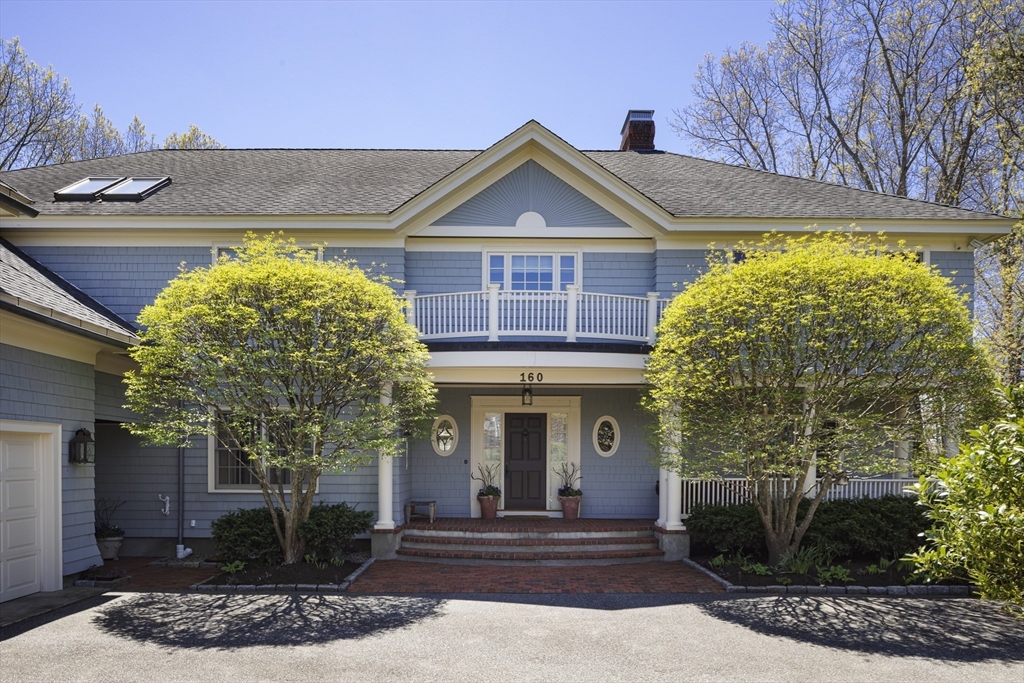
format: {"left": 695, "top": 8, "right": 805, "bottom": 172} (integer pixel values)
{"left": 150, "top": 559, "right": 221, "bottom": 569}
{"left": 74, "top": 576, "right": 131, "bottom": 589}
{"left": 680, "top": 558, "right": 975, "bottom": 597}
{"left": 188, "top": 557, "right": 375, "bottom": 594}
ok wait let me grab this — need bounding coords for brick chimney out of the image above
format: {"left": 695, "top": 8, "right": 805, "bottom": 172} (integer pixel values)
{"left": 619, "top": 110, "right": 655, "bottom": 151}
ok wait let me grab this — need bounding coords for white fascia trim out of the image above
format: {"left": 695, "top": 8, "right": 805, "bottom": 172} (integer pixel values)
{"left": 0, "top": 420, "right": 63, "bottom": 592}
{"left": 0, "top": 294, "right": 137, "bottom": 345}
{"left": 0, "top": 214, "right": 393, "bottom": 231}
{"left": 406, "top": 238, "right": 654, "bottom": 253}
{"left": 428, "top": 351, "right": 647, "bottom": 385}
{"left": 660, "top": 217, "right": 1016, "bottom": 235}
{"left": 430, "top": 350, "right": 647, "bottom": 369}
{"left": 413, "top": 226, "right": 647, "bottom": 239}
{"left": 0, "top": 310, "right": 124, "bottom": 364}
{"left": 2, "top": 227, "right": 406, "bottom": 248}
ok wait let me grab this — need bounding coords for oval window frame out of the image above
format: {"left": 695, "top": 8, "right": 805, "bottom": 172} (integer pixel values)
{"left": 431, "top": 415, "right": 459, "bottom": 456}
{"left": 592, "top": 415, "right": 620, "bottom": 457}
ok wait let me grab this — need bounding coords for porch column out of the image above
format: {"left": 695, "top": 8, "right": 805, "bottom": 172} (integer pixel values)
{"left": 656, "top": 467, "right": 668, "bottom": 527}
{"left": 487, "top": 283, "right": 500, "bottom": 341}
{"left": 646, "top": 292, "right": 660, "bottom": 343}
{"left": 404, "top": 290, "right": 417, "bottom": 328}
{"left": 565, "top": 285, "right": 578, "bottom": 342}
{"left": 664, "top": 469, "right": 685, "bottom": 531}
{"left": 895, "top": 400, "right": 910, "bottom": 476}
{"left": 374, "top": 381, "right": 395, "bottom": 530}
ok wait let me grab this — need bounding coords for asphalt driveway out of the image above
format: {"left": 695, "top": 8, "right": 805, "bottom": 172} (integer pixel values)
{"left": 1, "top": 592, "right": 1021, "bottom": 682}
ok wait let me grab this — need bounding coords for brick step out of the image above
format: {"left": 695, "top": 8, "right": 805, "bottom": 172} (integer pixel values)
{"left": 401, "top": 534, "right": 659, "bottom": 553}
{"left": 396, "top": 547, "right": 666, "bottom": 566}
{"left": 402, "top": 529, "right": 656, "bottom": 541}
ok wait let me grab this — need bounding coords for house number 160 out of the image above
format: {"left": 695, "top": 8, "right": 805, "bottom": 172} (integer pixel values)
{"left": 520, "top": 372, "right": 543, "bottom": 382}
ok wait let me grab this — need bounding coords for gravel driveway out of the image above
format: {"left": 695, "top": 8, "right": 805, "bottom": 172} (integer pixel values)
{"left": 1, "top": 592, "right": 1021, "bottom": 682}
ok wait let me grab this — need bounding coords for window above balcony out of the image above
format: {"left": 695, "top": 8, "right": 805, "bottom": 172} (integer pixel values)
{"left": 487, "top": 252, "right": 578, "bottom": 291}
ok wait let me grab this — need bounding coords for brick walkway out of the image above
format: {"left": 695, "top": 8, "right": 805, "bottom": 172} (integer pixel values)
{"left": 349, "top": 560, "right": 724, "bottom": 594}
{"left": 102, "top": 557, "right": 221, "bottom": 592}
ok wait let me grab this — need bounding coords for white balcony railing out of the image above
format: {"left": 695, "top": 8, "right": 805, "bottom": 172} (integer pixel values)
{"left": 680, "top": 477, "right": 915, "bottom": 517}
{"left": 406, "top": 286, "right": 672, "bottom": 343}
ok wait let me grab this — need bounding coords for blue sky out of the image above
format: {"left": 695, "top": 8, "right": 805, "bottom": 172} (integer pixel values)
{"left": 1, "top": 1, "right": 775, "bottom": 154}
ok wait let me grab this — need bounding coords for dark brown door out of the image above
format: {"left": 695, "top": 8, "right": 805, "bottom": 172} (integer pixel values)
{"left": 505, "top": 413, "right": 546, "bottom": 509}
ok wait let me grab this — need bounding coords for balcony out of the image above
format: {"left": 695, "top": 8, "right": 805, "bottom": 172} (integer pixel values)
{"left": 405, "top": 285, "right": 673, "bottom": 344}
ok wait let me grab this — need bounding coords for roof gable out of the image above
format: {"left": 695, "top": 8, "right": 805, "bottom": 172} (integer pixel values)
{"left": 431, "top": 160, "right": 628, "bottom": 228}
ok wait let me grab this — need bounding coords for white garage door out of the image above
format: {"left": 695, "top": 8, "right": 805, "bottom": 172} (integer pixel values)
{"left": 1, "top": 430, "right": 46, "bottom": 603}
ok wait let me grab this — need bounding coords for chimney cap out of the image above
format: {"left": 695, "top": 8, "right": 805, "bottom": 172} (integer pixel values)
{"left": 620, "top": 110, "right": 655, "bottom": 135}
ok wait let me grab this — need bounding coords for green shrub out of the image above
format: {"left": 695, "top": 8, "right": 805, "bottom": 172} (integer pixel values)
{"left": 211, "top": 506, "right": 284, "bottom": 566}
{"left": 803, "top": 494, "right": 928, "bottom": 560}
{"left": 298, "top": 502, "right": 374, "bottom": 560}
{"left": 688, "top": 494, "right": 928, "bottom": 561}
{"left": 909, "top": 384, "right": 1024, "bottom": 613}
{"left": 687, "top": 503, "right": 766, "bottom": 556}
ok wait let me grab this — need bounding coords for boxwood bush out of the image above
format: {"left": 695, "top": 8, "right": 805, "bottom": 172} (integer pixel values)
{"left": 688, "top": 494, "right": 928, "bottom": 561}
{"left": 212, "top": 502, "right": 374, "bottom": 565}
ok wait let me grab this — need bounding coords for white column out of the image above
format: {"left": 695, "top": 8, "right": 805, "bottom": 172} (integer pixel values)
{"left": 566, "top": 285, "right": 578, "bottom": 342}
{"left": 374, "top": 381, "right": 395, "bottom": 530}
{"left": 487, "top": 283, "right": 500, "bottom": 342}
{"left": 656, "top": 466, "right": 668, "bottom": 528}
{"left": 664, "top": 469, "right": 685, "bottom": 531}
{"left": 646, "top": 292, "right": 660, "bottom": 343}
{"left": 895, "top": 400, "right": 910, "bottom": 476}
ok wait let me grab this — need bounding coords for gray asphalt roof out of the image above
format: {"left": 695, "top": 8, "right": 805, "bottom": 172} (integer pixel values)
{"left": 0, "top": 238, "right": 137, "bottom": 341}
{"left": 0, "top": 147, "right": 1005, "bottom": 221}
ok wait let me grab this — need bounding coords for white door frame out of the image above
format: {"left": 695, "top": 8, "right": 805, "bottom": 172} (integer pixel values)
{"left": 469, "top": 396, "right": 580, "bottom": 517}
{"left": 0, "top": 420, "right": 63, "bottom": 598}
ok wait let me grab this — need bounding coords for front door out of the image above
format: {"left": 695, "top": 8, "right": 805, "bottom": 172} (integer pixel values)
{"left": 505, "top": 413, "right": 546, "bottom": 509}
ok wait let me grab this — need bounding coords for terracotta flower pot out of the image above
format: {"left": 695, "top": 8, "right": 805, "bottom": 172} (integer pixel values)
{"left": 559, "top": 495, "right": 581, "bottom": 520}
{"left": 478, "top": 495, "right": 499, "bottom": 520}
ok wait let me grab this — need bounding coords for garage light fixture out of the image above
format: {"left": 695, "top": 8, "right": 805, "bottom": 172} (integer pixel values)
{"left": 69, "top": 428, "right": 95, "bottom": 464}
{"left": 521, "top": 385, "right": 533, "bottom": 406}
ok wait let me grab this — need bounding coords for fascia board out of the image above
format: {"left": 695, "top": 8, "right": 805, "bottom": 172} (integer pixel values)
{"left": 661, "top": 217, "right": 1017, "bottom": 234}
{"left": 2, "top": 226, "right": 407, "bottom": 248}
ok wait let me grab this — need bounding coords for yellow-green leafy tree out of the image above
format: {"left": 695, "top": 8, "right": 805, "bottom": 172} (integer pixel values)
{"left": 645, "top": 230, "right": 994, "bottom": 566}
{"left": 124, "top": 233, "right": 435, "bottom": 563}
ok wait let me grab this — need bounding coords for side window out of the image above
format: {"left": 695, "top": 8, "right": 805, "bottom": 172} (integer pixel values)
{"left": 212, "top": 412, "right": 293, "bottom": 491}
{"left": 489, "top": 254, "right": 505, "bottom": 290}
{"left": 559, "top": 255, "right": 575, "bottom": 291}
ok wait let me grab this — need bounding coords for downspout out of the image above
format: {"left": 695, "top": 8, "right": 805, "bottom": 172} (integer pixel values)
{"left": 176, "top": 436, "right": 193, "bottom": 559}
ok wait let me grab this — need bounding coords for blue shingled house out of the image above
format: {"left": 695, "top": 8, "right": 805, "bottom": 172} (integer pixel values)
{"left": 0, "top": 112, "right": 1014, "bottom": 601}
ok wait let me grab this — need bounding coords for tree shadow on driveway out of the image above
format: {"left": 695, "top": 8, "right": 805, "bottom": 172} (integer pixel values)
{"left": 93, "top": 592, "right": 444, "bottom": 649}
{"left": 698, "top": 597, "right": 1024, "bottom": 663}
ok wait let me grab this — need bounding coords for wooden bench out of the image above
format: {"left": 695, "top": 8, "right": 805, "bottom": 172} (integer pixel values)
{"left": 405, "top": 500, "right": 436, "bottom": 524}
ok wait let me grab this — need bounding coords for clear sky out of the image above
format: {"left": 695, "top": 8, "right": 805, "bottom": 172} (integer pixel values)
{"left": 1, "top": 0, "right": 776, "bottom": 154}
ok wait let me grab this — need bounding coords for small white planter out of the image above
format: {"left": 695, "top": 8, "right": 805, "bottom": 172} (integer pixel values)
{"left": 97, "top": 537, "right": 123, "bottom": 561}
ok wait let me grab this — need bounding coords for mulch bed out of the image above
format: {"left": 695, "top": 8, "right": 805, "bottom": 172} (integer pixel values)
{"left": 693, "top": 555, "right": 968, "bottom": 588}
{"left": 205, "top": 561, "right": 359, "bottom": 587}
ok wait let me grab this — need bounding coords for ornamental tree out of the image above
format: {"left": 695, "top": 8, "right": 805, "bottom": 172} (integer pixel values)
{"left": 124, "top": 233, "right": 435, "bottom": 563}
{"left": 910, "top": 384, "right": 1024, "bottom": 614}
{"left": 644, "top": 230, "right": 994, "bottom": 566}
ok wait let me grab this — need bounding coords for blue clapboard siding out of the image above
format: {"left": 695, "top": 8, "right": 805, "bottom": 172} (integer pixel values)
{"left": 0, "top": 344, "right": 102, "bottom": 574}
{"left": 433, "top": 160, "right": 628, "bottom": 228}
{"left": 931, "top": 251, "right": 975, "bottom": 312}
{"left": 19, "top": 246, "right": 213, "bottom": 325}
{"left": 655, "top": 249, "right": 708, "bottom": 297}
{"left": 405, "top": 251, "right": 482, "bottom": 294}
{"left": 409, "top": 386, "right": 657, "bottom": 518}
{"left": 582, "top": 252, "right": 655, "bottom": 296}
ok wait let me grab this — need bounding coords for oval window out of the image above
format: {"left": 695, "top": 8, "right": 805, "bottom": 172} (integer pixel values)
{"left": 592, "top": 416, "right": 620, "bottom": 457}
{"left": 431, "top": 415, "right": 458, "bottom": 456}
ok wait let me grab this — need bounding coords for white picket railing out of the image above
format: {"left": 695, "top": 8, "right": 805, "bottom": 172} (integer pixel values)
{"left": 406, "top": 286, "right": 672, "bottom": 343}
{"left": 681, "top": 476, "right": 915, "bottom": 517}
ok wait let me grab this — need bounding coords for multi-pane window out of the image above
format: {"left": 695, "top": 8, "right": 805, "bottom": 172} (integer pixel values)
{"left": 214, "top": 414, "right": 294, "bottom": 490}
{"left": 487, "top": 253, "right": 577, "bottom": 291}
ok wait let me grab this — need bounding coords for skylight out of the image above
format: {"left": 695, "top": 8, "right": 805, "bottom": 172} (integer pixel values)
{"left": 54, "top": 177, "right": 125, "bottom": 201}
{"left": 100, "top": 176, "right": 171, "bottom": 201}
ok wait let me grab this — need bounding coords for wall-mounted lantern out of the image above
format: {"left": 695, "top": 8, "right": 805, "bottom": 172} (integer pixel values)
{"left": 521, "top": 385, "right": 533, "bottom": 406}
{"left": 69, "top": 428, "right": 96, "bottom": 464}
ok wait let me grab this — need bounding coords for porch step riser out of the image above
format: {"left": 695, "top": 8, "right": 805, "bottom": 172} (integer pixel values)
{"left": 396, "top": 555, "right": 667, "bottom": 566}
{"left": 401, "top": 540, "right": 659, "bottom": 553}
{"left": 403, "top": 529, "right": 654, "bottom": 540}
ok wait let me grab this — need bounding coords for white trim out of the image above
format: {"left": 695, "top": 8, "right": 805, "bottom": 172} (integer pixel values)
{"left": 0, "top": 420, "right": 63, "bottom": 597}
{"left": 431, "top": 415, "right": 459, "bottom": 456}
{"left": 592, "top": 415, "right": 620, "bottom": 457}
{"left": 0, "top": 311, "right": 126, "bottom": 363}
{"left": 416, "top": 226, "right": 646, "bottom": 239}
{"left": 404, "top": 238, "right": 654, "bottom": 253}
{"left": 469, "top": 396, "right": 580, "bottom": 516}
{"left": 428, "top": 351, "right": 647, "bottom": 385}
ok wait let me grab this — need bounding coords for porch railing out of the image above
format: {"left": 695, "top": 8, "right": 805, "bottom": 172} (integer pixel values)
{"left": 406, "top": 286, "right": 672, "bottom": 343}
{"left": 681, "top": 477, "right": 915, "bottom": 517}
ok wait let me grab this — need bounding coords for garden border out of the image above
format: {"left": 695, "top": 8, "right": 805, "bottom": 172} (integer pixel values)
{"left": 188, "top": 557, "right": 375, "bottom": 593}
{"left": 681, "top": 558, "right": 976, "bottom": 597}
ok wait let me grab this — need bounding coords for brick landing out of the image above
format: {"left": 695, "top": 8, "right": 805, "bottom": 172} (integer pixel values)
{"left": 349, "top": 560, "right": 723, "bottom": 594}
{"left": 100, "top": 557, "right": 220, "bottom": 592}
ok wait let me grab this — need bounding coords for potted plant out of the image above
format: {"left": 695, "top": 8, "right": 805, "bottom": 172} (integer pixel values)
{"left": 554, "top": 462, "right": 583, "bottom": 520}
{"left": 95, "top": 498, "right": 125, "bottom": 561}
{"left": 472, "top": 463, "right": 502, "bottom": 520}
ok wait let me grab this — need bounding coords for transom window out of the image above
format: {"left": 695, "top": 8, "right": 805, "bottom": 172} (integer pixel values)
{"left": 487, "top": 253, "right": 578, "bottom": 291}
